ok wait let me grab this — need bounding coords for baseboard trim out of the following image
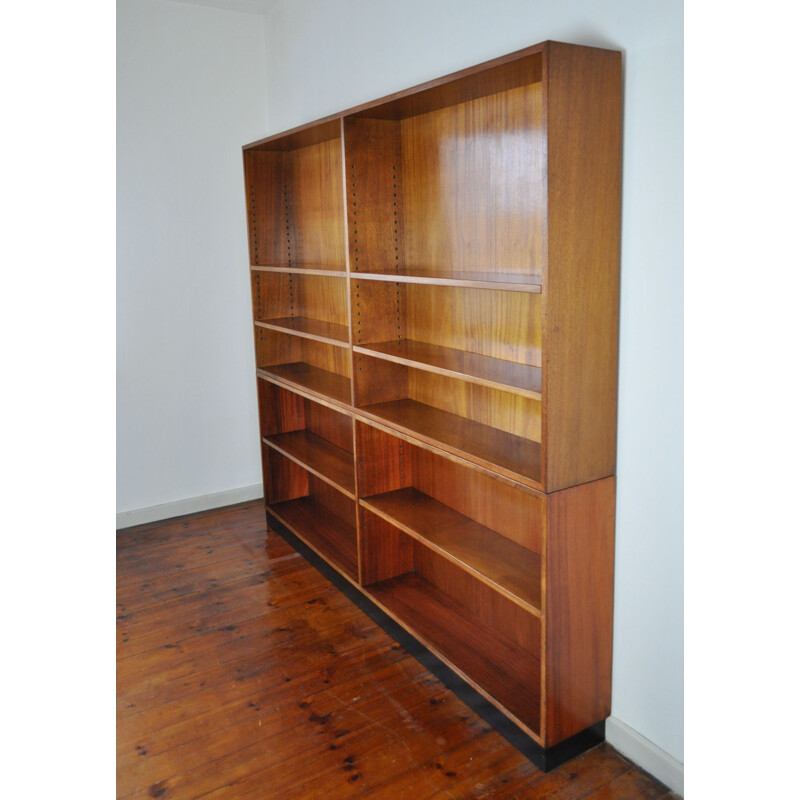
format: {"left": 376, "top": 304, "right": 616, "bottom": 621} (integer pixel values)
{"left": 606, "top": 716, "right": 683, "bottom": 796}
{"left": 116, "top": 484, "right": 264, "bottom": 530}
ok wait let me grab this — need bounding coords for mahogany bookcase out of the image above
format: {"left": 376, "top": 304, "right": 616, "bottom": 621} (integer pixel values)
{"left": 242, "top": 40, "right": 621, "bottom": 769}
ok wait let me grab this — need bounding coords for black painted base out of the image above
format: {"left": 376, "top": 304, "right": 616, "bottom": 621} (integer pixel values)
{"left": 267, "top": 512, "right": 606, "bottom": 772}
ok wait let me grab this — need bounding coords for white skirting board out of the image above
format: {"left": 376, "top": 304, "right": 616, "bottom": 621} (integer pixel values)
{"left": 606, "top": 716, "right": 683, "bottom": 796}
{"left": 116, "top": 484, "right": 264, "bottom": 530}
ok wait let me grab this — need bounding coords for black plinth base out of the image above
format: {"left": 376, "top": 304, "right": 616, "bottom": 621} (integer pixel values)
{"left": 267, "top": 511, "right": 606, "bottom": 772}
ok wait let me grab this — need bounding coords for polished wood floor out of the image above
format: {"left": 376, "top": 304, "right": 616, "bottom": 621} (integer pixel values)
{"left": 117, "top": 500, "right": 676, "bottom": 799}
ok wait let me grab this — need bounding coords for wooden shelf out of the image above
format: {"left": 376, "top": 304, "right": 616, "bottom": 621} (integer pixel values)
{"left": 257, "top": 363, "right": 351, "bottom": 406}
{"left": 256, "top": 317, "right": 350, "bottom": 347}
{"left": 268, "top": 496, "right": 357, "bottom": 579}
{"left": 264, "top": 430, "right": 355, "bottom": 499}
{"left": 252, "top": 265, "right": 348, "bottom": 278}
{"left": 361, "top": 487, "right": 541, "bottom": 614}
{"left": 367, "top": 573, "right": 541, "bottom": 732}
{"left": 351, "top": 268, "right": 542, "bottom": 293}
{"left": 358, "top": 398, "right": 541, "bottom": 486}
{"left": 354, "top": 339, "right": 541, "bottom": 399}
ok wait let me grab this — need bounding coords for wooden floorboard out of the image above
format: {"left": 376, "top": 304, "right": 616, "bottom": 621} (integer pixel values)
{"left": 117, "top": 500, "right": 677, "bottom": 799}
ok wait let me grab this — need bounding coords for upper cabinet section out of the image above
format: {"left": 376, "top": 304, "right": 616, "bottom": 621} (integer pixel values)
{"left": 243, "top": 41, "right": 622, "bottom": 493}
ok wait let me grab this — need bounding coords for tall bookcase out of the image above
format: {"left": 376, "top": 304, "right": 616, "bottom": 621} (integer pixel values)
{"left": 243, "top": 41, "right": 621, "bottom": 764}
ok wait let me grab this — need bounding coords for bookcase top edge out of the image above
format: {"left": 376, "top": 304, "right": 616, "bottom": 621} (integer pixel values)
{"left": 242, "top": 40, "right": 621, "bottom": 151}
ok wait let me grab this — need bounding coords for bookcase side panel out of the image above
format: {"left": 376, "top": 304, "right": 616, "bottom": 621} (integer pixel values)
{"left": 543, "top": 476, "right": 615, "bottom": 746}
{"left": 542, "top": 44, "right": 622, "bottom": 492}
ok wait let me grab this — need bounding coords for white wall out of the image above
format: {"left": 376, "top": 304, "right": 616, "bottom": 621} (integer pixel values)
{"left": 261, "top": 0, "right": 684, "bottom": 785}
{"left": 117, "top": 0, "right": 269, "bottom": 521}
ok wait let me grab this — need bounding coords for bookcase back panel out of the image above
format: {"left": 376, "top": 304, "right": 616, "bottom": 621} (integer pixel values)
{"left": 307, "top": 474, "right": 355, "bottom": 527}
{"left": 412, "top": 449, "right": 543, "bottom": 553}
{"left": 253, "top": 273, "right": 348, "bottom": 328}
{"left": 354, "top": 420, "right": 407, "bottom": 497}
{"left": 409, "top": 370, "right": 541, "bottom": 442}
{"left": 251, "top": 271, "right": 290, "bottom": 321}
{"left": 245, "top": 151, "right": 286, "bottom": 267}
{"left": 344, "top": 117, "right": 405, "bottom": 274}
{"left": 255, "top": 329, "right": 352, "bottom": 380}
{"left": 351, "top": 281, "right": 542, "bottom": 369}
{"left": 289, "top": 139, "right": 346, "bottom": 268}
{"left": 359, "top": 509, "right": 414, "bottom": 585}
{"left": 399, "top": 82, "right": 545, "bottom": 277}
{"left": 351, "top": 51, "right": 542, "bottom": 121}
{"left": 258, "top": 380, "right": 306, "bottom": 437}
{"left": 297, "top": 275, "right": 348, "bottom": 327}
{"left": 255, "top": 327, "right": 302, "bottom": 369}
{"left": 350, "top": 277, "right": 406, "bottom": 344}
{"left": 352, "top": 355, "right": 408, "bottom": 407}
{"left": 415, "top": 545, "right": 541, "bottom": 656}
{"left": 405, "top": 284, "right": 542, "bottom": 367}
{"left": 301, "top": 339, "right": 351, "bottom": 379}
{"left": 265, "top": 446, "right": 308, "bottom": 503}
{"left": 304, "top": 398, "right": 354, "bottom": 454}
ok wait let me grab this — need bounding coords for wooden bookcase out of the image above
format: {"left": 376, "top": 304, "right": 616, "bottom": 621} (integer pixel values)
{"left": 243, "top": 40, "right": 621, "bottom": 762}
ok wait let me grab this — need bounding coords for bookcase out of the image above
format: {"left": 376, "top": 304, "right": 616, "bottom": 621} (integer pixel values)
{"left": 243, "top": 40, "right": 621, "bottom": 764}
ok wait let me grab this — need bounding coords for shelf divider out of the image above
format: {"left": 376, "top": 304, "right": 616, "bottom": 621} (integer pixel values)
{"left": 256, "top": 317, "right": 350, "bottom": 348}
{"left": 257, "top": 363, "right": 351, "bottom": 406}
{"left": 355, "top": 339, "right": 541, "bottom": 399}
{"left": 252, "top": 264, "right": 348, "bottom": 278}
{"left": 351, "top": 268, "right": 542, "bottom": 293}
{"left": 358, "top": 398, "right": 542, "bottom": 487}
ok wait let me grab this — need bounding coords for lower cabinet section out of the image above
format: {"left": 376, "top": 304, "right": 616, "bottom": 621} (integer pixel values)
{"left": 257, "top": 379, "right": 614, "bottom": 759}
